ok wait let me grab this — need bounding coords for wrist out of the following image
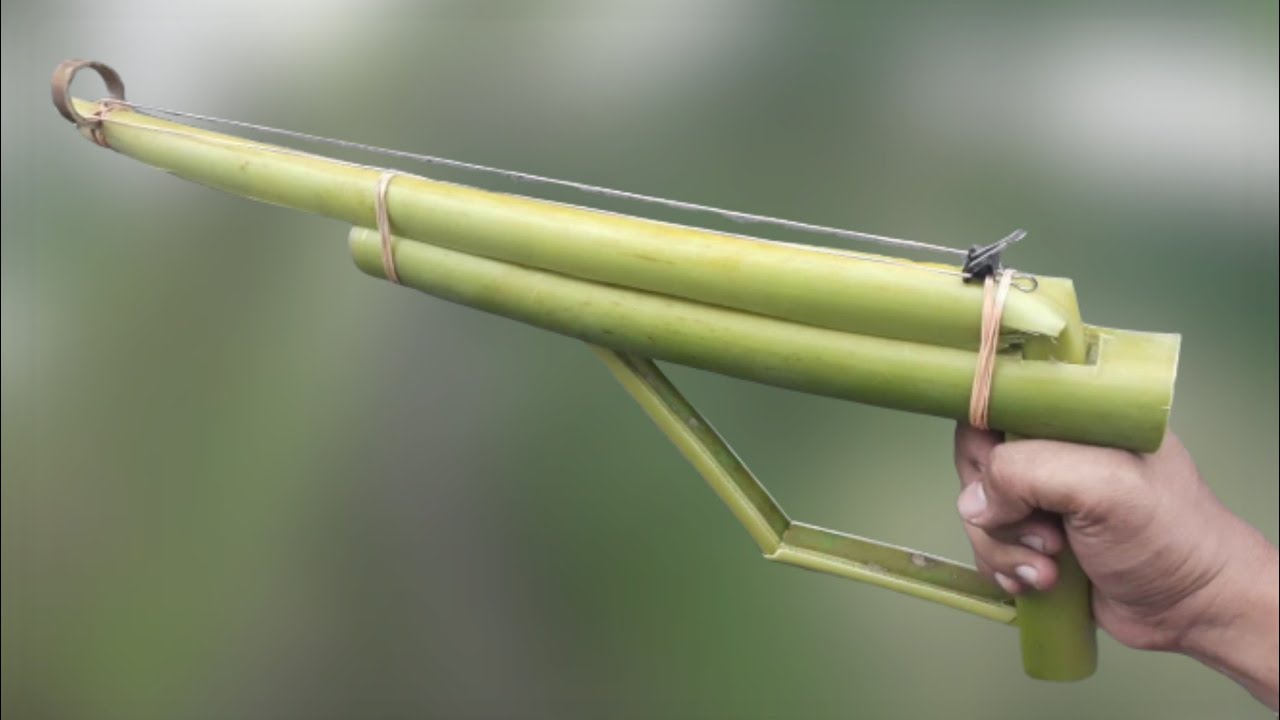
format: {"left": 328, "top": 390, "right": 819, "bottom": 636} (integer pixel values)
{"left": 1176, "top": 522, "right": 1279, "bottom": 709}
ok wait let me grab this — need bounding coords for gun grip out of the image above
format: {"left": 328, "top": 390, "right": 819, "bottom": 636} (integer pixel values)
{"left": 1016, "top": 542, "right": 1097, "bottom": 680}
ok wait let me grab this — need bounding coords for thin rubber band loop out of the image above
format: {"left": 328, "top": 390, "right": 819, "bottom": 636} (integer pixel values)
{"left": 374, "top": 172, "right": 401, "bottom": 284}
{"left": 968, "top": 269, "right": 1013, "bottom": 429}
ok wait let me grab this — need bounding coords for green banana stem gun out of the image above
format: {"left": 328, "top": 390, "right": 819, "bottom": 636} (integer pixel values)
{"left": 52, "top": 59, "right": 1179, "bottom": 681}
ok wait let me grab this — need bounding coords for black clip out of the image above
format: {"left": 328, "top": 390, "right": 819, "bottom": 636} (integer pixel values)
{"left": 963, "top": 229, "right": 1027, "bottom": 283}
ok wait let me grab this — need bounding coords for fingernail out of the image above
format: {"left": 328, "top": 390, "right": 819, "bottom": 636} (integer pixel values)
{"left": 1020, "top": 535, "right": 1046, "bottom": 553}
{"left": 957, "top": 483, "right": 987, "bottom": 521}
{"left": 994, "top": 572, "right": 1019, "bottom": 594}
{"left": 1015, "top": 565, "right": 1040, "bottom": 588}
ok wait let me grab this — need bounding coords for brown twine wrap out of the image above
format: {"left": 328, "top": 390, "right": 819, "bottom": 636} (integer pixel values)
{"left": 968, "top": 269, "right": 1014, "bottom": 430}
{"left": 374, "top": 172, "right": 402, "bottom": 284}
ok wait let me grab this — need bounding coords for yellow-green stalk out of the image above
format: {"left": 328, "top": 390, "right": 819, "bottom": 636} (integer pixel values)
{"left": 74, "top": 98, "right": 1067, "bottom": 350}
{"left": 349, "top": 227, "right": 1176, "bottom": 452}
{"left": 58, "top": 91, "right": 1183, "bottom": 681}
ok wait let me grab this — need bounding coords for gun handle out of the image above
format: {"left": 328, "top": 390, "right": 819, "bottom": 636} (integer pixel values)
{"left": 1016, "top": 540, "right": 1097, "bottom": 680}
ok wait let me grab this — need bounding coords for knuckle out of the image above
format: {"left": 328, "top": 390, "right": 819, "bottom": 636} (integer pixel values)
{"left": 963, "top": 524, "right": 989, "bottom": 551}
{"left": 985, "top": 444, "right": 1018, "bottom": 492}
{"left": 1084, "top": 453, "right": 1144, "bottom": 514}
{"left": 1106, "top": 451, "right": 1144, "bottom": 486}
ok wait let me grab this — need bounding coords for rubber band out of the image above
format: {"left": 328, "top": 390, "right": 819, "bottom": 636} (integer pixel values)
{"left": 968, "top": 269, "right": 1013, "bottom": 430}
{"left": 374, "top": 172, "right": 401, "bottom": 284}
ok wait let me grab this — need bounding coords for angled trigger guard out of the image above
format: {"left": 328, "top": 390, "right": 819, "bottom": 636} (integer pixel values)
{"left": 590, "top": 345, "right": 1017, "bottom": 625}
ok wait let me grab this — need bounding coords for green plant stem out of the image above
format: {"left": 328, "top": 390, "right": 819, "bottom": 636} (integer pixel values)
{"left": 349, "top": 227, "right": 1178, "bottom": 452}
{"left": 589, "top": 347, "right": 790, "bottom": 554}
{"left": 74, "top": 98, "right": 1071, "bottom": 351}
{"left": 591, "top": 346, "right": 1017, "bottom": 623}
{"left": 1018, "top": 550, "right": 1095, "bottom": 680}
{"left": 1014, "top": 306, "right": 1099, "bottom": 680}
{"left": 60, "top": 94, "right": 1177, "bottom": 680}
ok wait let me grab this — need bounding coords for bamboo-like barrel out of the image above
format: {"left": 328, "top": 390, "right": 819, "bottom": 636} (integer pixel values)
{"left": 58, "top": 82, "right": 1183, "bottom": 684}
{"left": 67, "top": 98, "right": 1177, "bottom": 452}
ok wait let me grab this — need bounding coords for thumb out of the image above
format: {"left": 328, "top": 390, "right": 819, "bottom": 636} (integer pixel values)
{"left": 958, "top": 438, "right": 1141, "bottom": 529}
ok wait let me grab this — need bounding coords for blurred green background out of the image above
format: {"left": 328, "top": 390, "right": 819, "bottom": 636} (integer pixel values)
{"left": 2, "top": 2, "right": 1276, "bottom": 718}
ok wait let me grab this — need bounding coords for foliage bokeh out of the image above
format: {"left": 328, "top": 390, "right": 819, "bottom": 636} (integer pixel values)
{"left": 3, "top": 2, "right": 1276, "bottom": 718}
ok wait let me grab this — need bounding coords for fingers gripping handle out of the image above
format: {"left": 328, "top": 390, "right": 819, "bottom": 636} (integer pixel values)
{"left": 969, "top": 274, "right": 1097, "bottom": 681}
{"left": 1000, "top": 431, "right": 1096, "bottom": 680}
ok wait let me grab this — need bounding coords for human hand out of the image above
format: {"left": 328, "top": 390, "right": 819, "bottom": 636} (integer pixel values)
{"left": 953, "top": 425, "right": 1278, "bottom": 709}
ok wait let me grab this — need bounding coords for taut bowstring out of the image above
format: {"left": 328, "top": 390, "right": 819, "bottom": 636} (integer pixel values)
{"left": 96, "top": 96, "right": 1035, "bottom": 288}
